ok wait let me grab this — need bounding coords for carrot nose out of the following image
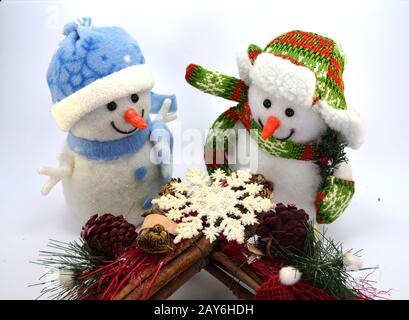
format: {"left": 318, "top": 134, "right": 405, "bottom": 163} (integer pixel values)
{"left": 261, "top": 116, "right": 281, "bottom": 139}
{"left": 124, "top": 108, "right": 147, "bottom": 129}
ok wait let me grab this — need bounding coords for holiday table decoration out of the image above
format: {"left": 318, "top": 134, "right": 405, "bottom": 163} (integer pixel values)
{"left": 38, "top": 17, "right": 177, "bottom": 224}
{"left": 32, "top": 169, "right": 386, "bottom": 300}
{"left": 186, "top": 30, "right": 364, "bottom": 224}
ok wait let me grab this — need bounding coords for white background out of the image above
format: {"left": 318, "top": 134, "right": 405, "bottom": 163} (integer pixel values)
{"left": 1, "top": 0, "right": 409, "bottom": 299}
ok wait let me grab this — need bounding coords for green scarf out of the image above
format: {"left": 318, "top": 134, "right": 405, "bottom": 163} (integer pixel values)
{"left": 205, "top": 102, "right": 318, "bottom": 169}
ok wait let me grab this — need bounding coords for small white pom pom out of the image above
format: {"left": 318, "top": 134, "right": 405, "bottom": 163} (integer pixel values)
{"left": 58, "top": 269, "right": 74, "bottom": 288}
{"left": 279, "top": 266, "right": 302, "bottom": 286}
{"left": 343, "top": 253, "right": 363, "bottom": 271}
{"left": 123, "top": 54, "right": 132, "bottom": 64}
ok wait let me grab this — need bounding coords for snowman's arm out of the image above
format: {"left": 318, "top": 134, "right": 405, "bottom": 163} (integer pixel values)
{"left": 185, "top": 64, "right": 248, "bottom": 103}
{"left": 156, "top": 98, "right": 177, "bottom": 123}
{"left": 38, "top": 153, "right": 74, "bottom": 195}
{"left": 315, "top": 160, "right": 355, "bottom": 224}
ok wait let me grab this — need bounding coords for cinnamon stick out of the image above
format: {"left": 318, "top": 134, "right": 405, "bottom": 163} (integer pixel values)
{"left": 150, "top": 262, "right": 204, "bottom": 300}
{"left": 124, "top": 236, "right": 214, "bottom": 300}
{"left": 241, "top": 264, "right": 265, "bottom": 285}
{"left": 204, "top": 264, "right": 254, "bottom": 300}
{"left": 114, "top": 234, "right": 203, "bottom": 300}
{"left": 210, "top": 251, "right": 261, "bottom": 291}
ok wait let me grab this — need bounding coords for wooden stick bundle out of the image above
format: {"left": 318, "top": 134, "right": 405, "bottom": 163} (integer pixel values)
{"left": 114, "top": 234, "right": 203, "bottom": 300}
{"left": 151, "top": 251, "right": 266, "bottom": 300}
{"left": 151, "top": 261, "right": 204, "bottom": 300}
{"left": 115, "top": 241, "right": 266, "bottom": 300}
{"left": 204, "top": 264, "right": 254, "bottom": 300}
{"left": 123, "top": 236, "right": 213, "bottom": 300}
{"left": 210, "top": 251, "right": 261, "bottom": 292}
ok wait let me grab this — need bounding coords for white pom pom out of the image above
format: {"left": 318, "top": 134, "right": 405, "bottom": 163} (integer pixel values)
{"left": 58, "top": 269, "right": 75, "bottom": 288}
{"left": 343, "top": 253, "right": 363, "bottom": 271}
{"left": 279, "top": 266, "right": 302, "bottom": 286}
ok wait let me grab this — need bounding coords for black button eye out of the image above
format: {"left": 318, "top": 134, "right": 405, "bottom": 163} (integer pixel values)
{"left": 107, "top": 101, "right": 117, "bottom": 111}
{"left": 263, "top": 99, "right": 272, "bottom": 109}
{"left": 285, "top": 108, "right": 295, "bottom": 117}
{"left": 131, "top": 94, "right": 139, "bottom": 103}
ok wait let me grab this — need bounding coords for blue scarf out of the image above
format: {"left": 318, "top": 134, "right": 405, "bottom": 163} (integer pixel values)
{"left": 67, "top": 118, "right": 153, "bottom": 161}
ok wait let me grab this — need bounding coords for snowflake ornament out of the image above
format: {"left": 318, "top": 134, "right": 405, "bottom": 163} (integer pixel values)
{"left": 152, "top": 168, "right": 274, "bottom": 244}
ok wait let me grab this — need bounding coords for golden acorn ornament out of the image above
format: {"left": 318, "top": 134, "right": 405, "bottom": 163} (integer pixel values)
{"left": 136, "top": 224, "right": 175, "bottom": 254}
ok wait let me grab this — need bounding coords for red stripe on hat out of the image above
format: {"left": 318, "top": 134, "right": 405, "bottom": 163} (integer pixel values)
{"left": 273, "top": 31, "right": 333, "bottom": 58}
{"left": 330, "top": 58, "right": 341, "bottom": 72}
{"left": 328, "top": 66, "right": 344, "bottom": 91}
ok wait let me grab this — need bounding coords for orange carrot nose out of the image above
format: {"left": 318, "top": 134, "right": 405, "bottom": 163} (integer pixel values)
{"left": 261, "top": 116, "right": 281, "bottom": 139}
{"left": 124, "top": 108, "right": 148, "bottom": 129}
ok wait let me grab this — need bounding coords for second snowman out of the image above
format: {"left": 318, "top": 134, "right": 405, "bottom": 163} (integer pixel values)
{"left": 39, "top": 18, "right": 177, "bottom": 224}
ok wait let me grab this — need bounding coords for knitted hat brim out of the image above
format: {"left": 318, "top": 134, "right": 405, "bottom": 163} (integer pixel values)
{"left": 238, "top": 52, "right": 316, "bottom": 107}
{"left": 51, "top": 64, "right": 154, "bottom": 131}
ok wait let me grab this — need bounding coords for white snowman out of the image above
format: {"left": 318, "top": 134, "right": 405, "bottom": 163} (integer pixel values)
{"left": 39, "top": 18, "right": 176, "bottom": 224}
{"left": 187, "top": 31, "right": 364, "bottom": 223}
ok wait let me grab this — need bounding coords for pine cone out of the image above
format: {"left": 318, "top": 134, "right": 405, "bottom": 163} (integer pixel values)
{"left": 81, "top": 214, "right": 137, "bottom": 258}
{"left": 256, "top": 203, "right": 309, "bottom": 255}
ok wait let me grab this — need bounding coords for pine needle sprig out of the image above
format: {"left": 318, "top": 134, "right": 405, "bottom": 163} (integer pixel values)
{"left": 316, "top": 129, "right": 348, "bottom": 185}
{"left": 275, "top": 224, "right": 361, "bottom": 299}
{"left": 31, "top": 239, "right": 164, "bottom": 300}
{"left": 30, "top": 239, "right": 111, "bottom": 300}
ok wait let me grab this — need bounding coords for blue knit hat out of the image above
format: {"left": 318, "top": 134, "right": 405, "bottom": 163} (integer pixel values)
{"left": 47, "top": 18, "right": 173, "bottom": 131}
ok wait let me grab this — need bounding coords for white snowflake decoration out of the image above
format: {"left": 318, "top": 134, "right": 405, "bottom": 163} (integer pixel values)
{"left": 152, "top": 168, "right": 274, "bottom": 244}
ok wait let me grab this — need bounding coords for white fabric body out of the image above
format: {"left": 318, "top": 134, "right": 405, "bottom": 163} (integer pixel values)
{"left": 60, "top": 141, "right": 162, "bottom": 225}
{"left": 229, "top": 122, "right": 352, "bottom": 220}
{"left": 230, "top": 122, "right": 322, "bottom": 218}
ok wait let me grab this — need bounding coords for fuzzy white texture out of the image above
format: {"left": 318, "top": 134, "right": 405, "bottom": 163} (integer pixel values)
{"left": 61, "top": 141, "right": 162, "bottom": 225}
{"left": 152, "top": 168, "right": 273, "bottom": 244}
{"left": 70, "top": 92, "right": 151, "bottom": 141}
{"left": 248, "top": 85, "right": 327, "bottom": 144}
{"left": 343, "top": 253, "right": 363, "bottom": 271}
{"left": 230, "top": 122, "right": 323, "bottom": 218}
{"left": 317, "top": 101, "right": 364, "bottom": 149}
{"left": 246, "top": 53, "right": 317, "bottom": 108}
{"left": 51, "top": 64, "right": 154, "bottom": 131}
{"left": 279, "top": 266, "right": 302, "bottom": 286}
{"left": 236, "top": 49, "right": 253, "bottom": 85}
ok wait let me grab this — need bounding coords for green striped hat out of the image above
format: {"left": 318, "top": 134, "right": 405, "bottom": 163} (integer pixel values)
{"left": 237, "top": 30, "right": 364, "bottom": 149}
